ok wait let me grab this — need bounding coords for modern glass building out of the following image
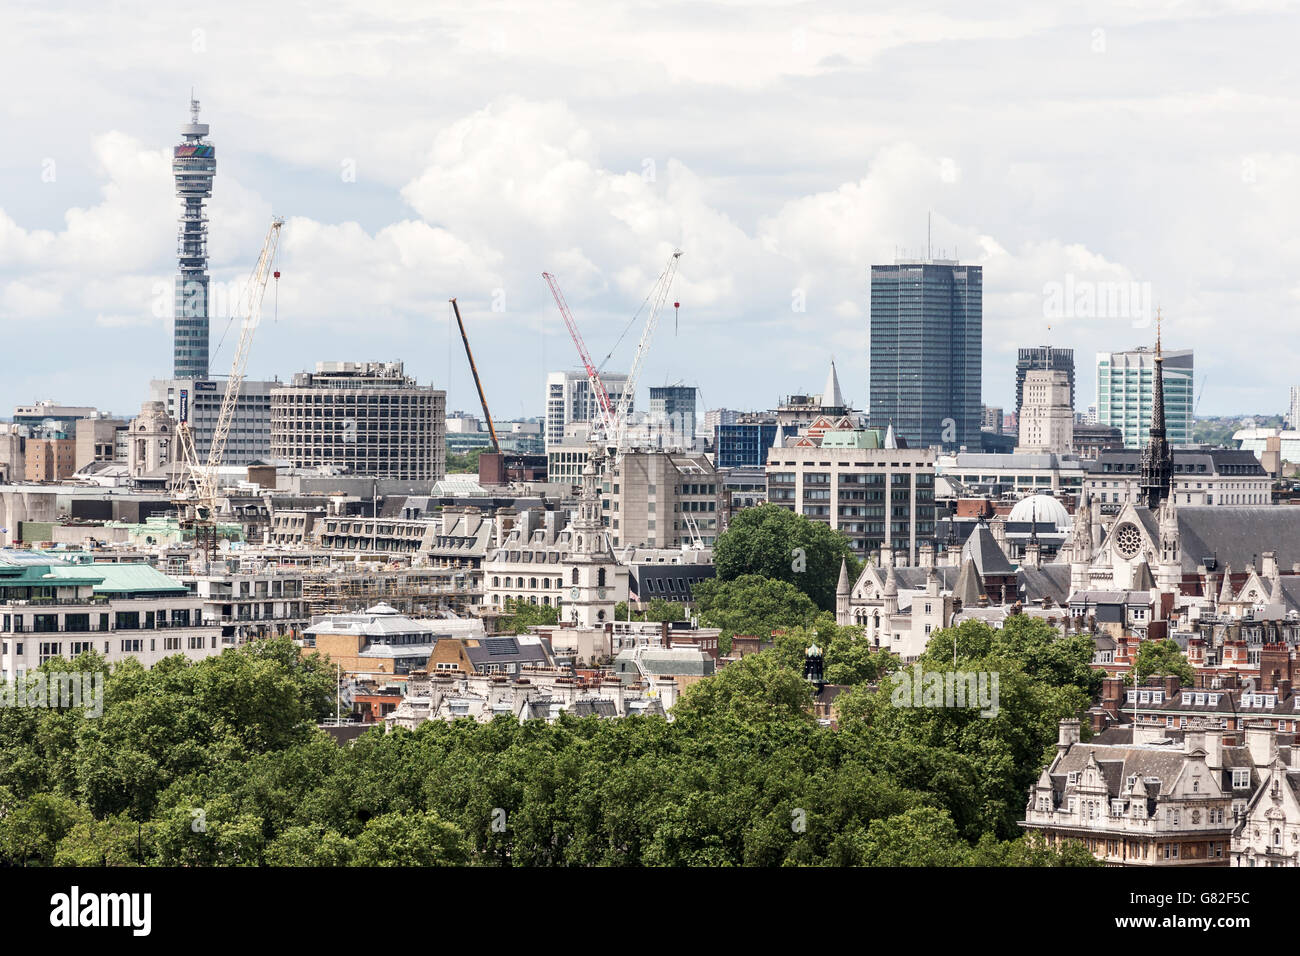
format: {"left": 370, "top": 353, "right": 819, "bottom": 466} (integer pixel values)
{"left": 715, "top": 418, "right": 779, "bottom": 468}
{"left": 647, "top": 385, "right": 697, "bottom": 447}
{"left": 1095, "top": 347, "right": 1194, "bottom": 448}
{"left": 869, "top": 260, "right": 982, "bottom": 451}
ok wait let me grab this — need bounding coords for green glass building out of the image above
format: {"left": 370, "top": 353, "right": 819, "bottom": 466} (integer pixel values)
{"left": 1095, "top": 347, "right": 1194, "bottom": 448}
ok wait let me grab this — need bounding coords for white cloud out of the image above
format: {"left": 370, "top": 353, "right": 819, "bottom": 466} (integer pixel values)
{"left": 2, "top": 1, "right": 1300, "bottom": 416}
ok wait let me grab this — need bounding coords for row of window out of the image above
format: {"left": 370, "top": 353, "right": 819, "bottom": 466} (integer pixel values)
{"left": 16, "top": 635, "right": 213, "bottom": 663}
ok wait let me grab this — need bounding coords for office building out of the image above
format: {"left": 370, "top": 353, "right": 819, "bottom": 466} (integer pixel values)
{"left": 981, "top": 405, "right": 1003, "bottom": 435}
{"left": 701, "top": 408, "right": 739, "bottom": 438}
{"left": 1291, "top": 387, "right": 1300, "bottom": 429}
{"left": 12, "top": 402, "right": 102, "bottom": 433}
{"left": 869, "top": 260, "right": 982, "bottom": 450}
{"left": 1015, "top": 346, "right": 1075, "bottom": 418}
{"left": 150, "top": 378, "right": 276, "bottom": 466}
{"left": 172, "top": 97, "right": 217, "bottom": 379}
{"left": 0, "top": 554, "right": 222, "bottom": 680}
{"left": 74, "top": 417, "right": 129, "bottom": 472}
{"left": 715, "top": 415, "right": 780, "bottom": 468}
{"left": 605, "top": 450, "right": 723, "bottom": 549}
{"left": 545, "top": 371, "right": 630, "bottom": 451}
{"left": 1070, "top": 423, "right": 1124, "bottom": 459}
{"left": 24, "top": 438, "right": 76, "bottom": 482}
{"left": 647, "top": 385, "right": 697, "bottom": 449}
{"left": 766, "top": 430, "right": 936, "bottom": 560}
{"left": 271, "top": 362, "right": 445, "bottom": 481}
{"left": 1017, "top": 369, "right": 1074, "bottom": 455}
{"left": 1096, "top": 347, "right": 1193, "bottom": 448}
{"left": 935, "top": 451, "right": 1087, "bottom": 499}
{"left": 1084, "top": 448, "right": 1270, "bottom": 508}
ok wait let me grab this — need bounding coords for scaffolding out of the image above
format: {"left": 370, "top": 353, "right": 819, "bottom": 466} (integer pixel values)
{"left": 301, "top": 565, "right": 482, "bottom": 618}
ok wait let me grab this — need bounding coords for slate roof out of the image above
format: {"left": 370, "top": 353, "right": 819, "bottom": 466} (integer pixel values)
{"left": 892, "top": 565, "right": 961, "bottom": 592}
{"left": 1123, "top": 505, "right": 1300, "bottom": 573}
{"left": 961, "top": 524, "right": 1014, "bottom": 576}
{"left": 1017, "top": 564, "right": 1071, "bottom": 604}
{"left": 953, "top": 558, "right": 984, "bottom": 606}
{"left": 464, "top": 637, "right": 553, "bottom": 669}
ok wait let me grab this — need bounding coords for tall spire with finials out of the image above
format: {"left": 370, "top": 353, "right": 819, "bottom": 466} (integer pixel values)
{"left": 1138, "top": 308, "right": 1174, "bottom": 509}
{"left": 173, "top": 93, "right": 216, "bottom": 379}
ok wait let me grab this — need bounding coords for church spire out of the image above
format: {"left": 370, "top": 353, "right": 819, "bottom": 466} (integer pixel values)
{"left": 1139, "top": 309, "right": 1173, "bottom": 509}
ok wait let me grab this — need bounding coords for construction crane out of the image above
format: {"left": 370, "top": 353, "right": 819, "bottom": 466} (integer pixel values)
{"left": 449, "top": 297, "right": 500, "bottom": 454}
{"left": 610, "top": 249, "right": 682, "bottom": 457}
{"left": 542, "top": 271, "right": 617, "bottom": 445}
{"left": 172, "top": 216, "right": 284, "bottom": 563}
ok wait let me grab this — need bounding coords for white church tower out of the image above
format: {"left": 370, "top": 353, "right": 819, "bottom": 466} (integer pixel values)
{"left": 564, "top": 451, "right": 628, "bottom": 627}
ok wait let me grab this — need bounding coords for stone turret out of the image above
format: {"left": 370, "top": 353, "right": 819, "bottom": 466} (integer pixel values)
{"left": 835, "top": 558, "right": 850, "bottom": 625}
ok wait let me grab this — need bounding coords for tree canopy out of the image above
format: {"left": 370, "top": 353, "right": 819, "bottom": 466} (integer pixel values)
{"left": 712, "top": 504, "right": 860, "bottom": 611}
{"left": 1134, "top": 638, "right": 1194, "bottom": 687}
{"left": 0, "top": 613, "right": 1098, "bottom": 867}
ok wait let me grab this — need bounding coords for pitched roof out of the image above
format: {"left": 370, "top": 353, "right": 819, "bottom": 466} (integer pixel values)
{"left": 823, "top": 359, "right": 844, "bottom": 408}
{"left": 961, "top": 523, "right": 1014, "bottom": 576}
{"left": 1125, "top": 505, "right": 1300, "bottom": 573}
{"left": 954, "top": 558, "right": 984, "bottom": 606}
{"left": 1018, "top": 564, "right": 1071, "bottom": 604}
{"left": 46, "top": 562, "right": 187, "bottom": 595}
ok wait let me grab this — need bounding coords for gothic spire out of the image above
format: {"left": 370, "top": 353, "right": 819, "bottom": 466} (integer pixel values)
{"left": 1139, "top": 309, "right": 1173, "bottom": 509}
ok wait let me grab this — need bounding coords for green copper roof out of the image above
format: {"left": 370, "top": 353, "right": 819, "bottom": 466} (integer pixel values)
{"left": 45, "top": 563, "right": 187, "bottom": 595}
{"left": 0, "top": 564, "right": 102, "bottom": 587}
{"left": 820, "top": 429, "right": 883, "bottom": 449}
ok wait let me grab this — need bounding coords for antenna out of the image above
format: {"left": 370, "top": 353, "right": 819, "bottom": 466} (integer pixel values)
{"left": 927, "top": 212, "right": 931, "bottom": 260}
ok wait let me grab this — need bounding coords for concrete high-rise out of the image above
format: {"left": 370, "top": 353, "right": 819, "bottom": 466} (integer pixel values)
{"left": 172, "top": 97, "right": 216, "bottom": 379}
{"left": 1016, "top": 370, "right": 1073, "bottom": 454}
{"left": 869, "top": 259, "right": 982, "bottom": 450}
{"left": 544, "top": 371, "right": 630, "bottom": 451}
{"left": 1015, "top": 346, "right": 1074, "bottom": 418}
{"left": 271, "top": 362, "right": 445, "bottom": 481}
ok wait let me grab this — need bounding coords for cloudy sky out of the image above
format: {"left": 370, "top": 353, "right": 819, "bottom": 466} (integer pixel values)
{"left": 2, "top": 0, "right": 1298, "bottom": 424}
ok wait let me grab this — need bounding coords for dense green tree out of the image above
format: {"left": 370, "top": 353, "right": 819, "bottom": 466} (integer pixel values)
{"left": 265, "top": 824, "right": 355, "bottom": 866}
{"left": 352, "top": 811, "right": 471, "bottom": 866}
{"left": 614, "top": 598, "right": 686, "bottom": 623}
{"left": 1134, "top": 638, "right": 1194, "bottom": 687}
{"left": 966, "top": 831, "right": 1102, "bottom": 867}
{"left": 693, "top": 574, "right": 819, "bottom": 645}
{"left": 712, "top": 504, "right": 859, "bottom": 610}
{"left": 0, "top": 613, "right": 1102, "bottom": 869}
{"left": 445, "top": 448, "right": 486, "bottom": 474}
{"left": 499, "top": 599, "right": 560, "bottom": 634}
{"left": 54, "top": 813, "right": 145, "bottom": 866}
{"left": 0, "top": 792, "right": 89, "bottom": 866}
{"left": 859, "top": 807, "right": 970, "bottom": 866}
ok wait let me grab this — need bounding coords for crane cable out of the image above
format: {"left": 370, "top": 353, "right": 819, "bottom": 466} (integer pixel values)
{"left": 597, "top": 256, "right": 677, "bottom": 373}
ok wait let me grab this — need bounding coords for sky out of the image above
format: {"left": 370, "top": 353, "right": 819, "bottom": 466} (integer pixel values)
{"left": 2, "top": 0, "right": 1299, "bottom": 424}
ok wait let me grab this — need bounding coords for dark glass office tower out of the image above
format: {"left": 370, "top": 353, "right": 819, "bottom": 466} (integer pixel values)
{"left": 869, "top": 260, "right": 982, "bottom": 450}
{"left": 1015, "top": 346, "right": 1074, "bottom": 418}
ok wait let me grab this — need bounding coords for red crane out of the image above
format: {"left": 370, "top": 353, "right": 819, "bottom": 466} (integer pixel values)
{"left": 542, "top": 272, "right": 616, "bottom": 442}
